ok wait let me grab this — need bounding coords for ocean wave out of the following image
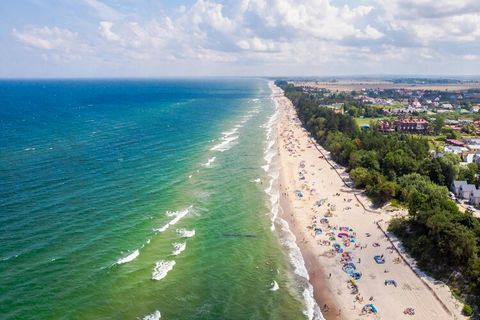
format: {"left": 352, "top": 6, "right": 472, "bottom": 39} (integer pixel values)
{"left": 270, "top": 280, "right": 279, "bottom": 291}
{"left": 202, "top": 156, "right": 216, "bottom": 167}
{"left": 117, "top": 249, "right": 140, "bottom": 265}
{"left": 153, "top": 206, "right": 192, "bottom": 233}
{"left": 172, "top": 242, "right": 186, "bottom": 256}
{"left": 278, "top": 219, "right": 323, "bottom": 320}
{"left": 152, "top": 260, "right": 176, "bottom": 281}
{"left": 262, "top": 92, "right": 281, "bottom": 231}
{"left": 210, "top": 135, "right": 239, "bottom": 152}
{"left": 1, "top": 254, "right": 20, "bottom": 262}
{"left": 176, "top": 228, "right": 195, "bottom": 238}
{"left": 143, "top": 310, "right": 161, "bottom": 320}
{"left": 221, "top": 128, "right": 238, "bottom": 137}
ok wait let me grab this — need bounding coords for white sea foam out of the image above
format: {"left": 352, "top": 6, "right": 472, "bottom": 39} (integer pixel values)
{"left": 210, "top": 135, "right": 239, "bottom": 152}
{"left": 279, "top": 219, "right": 323, "bottom": 320}
{"left": 172, "top": 242, "right": 186, "bottom": 255}
{"left": 222, "top": 128, "right": 238, "bottom": 137}
{"left": 176, "top": 228, "right": 195, "bottom": 238}
{"left": 251, "top": 178, "right": 261, "bottom": 183}
{"left": 203, "top": 157, "right": 216, "bottom": 167}
{"left": 117, "top": 249, "right": 140, "bottom": 265}
{"left": 270, "top": 280, "right": 279, "bottom": 291}
{"left": 153, "top": 206, "right": 192, "bottom": 233}
{"left": 262, "top": 89, "right": 281, "bottom": 231}
{"left": 143, "top": 310, "right": 161, "bottom": 320}
{"left": 152, "top": 260, "right": 176, "bottom": 281}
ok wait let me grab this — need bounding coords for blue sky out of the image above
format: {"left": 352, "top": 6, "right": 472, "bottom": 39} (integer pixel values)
{"left": 1, "top": 0, "right": 480, "bottom": 77}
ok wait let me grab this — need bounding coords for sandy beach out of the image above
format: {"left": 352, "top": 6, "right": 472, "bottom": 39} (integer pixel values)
{"left": 273, "top": 84, "right": 467, "bottom": 320}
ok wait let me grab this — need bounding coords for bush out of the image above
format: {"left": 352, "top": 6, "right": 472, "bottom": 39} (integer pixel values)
{"left": 462, "top": 304, "right": 473, "bottom": 317}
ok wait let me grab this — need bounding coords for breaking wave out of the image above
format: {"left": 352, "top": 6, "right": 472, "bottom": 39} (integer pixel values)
{"left": 143, "top": 310, "right": 161, "bottom": 320}
{"left": 152, "top": 260, "right": 176, "bottom": 281}
{"left": 117, "top": 249, "right": 139, "bottom": 265}
{"left": 153, "top": 206, "right": 192, "bottom": 233}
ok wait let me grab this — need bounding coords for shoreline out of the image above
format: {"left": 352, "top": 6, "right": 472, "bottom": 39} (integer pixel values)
{"left": 279, "top": 170, "right": 340, "bottom": 320}
{"left": 273, "top": 83, "right": 466, "bottom": 320}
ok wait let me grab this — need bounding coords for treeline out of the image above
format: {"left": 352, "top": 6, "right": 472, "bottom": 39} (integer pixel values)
{"left": 286, "top": 82, "right": 385, "bottom": 118}
{"left": 276, "top": 81, "right": 480, "bottom": 311}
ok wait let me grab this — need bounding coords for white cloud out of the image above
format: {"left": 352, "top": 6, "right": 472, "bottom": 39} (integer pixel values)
{"left": 464, "top": 54, "right": 480, "bottom": 61}
{"left": 83, "top": 0, "right": 123, "bottom": 20}
{"left": 236, "top": 37, "right": 276, "bottom": 51}
{"left": 9, "top": 0, "right": 480, "bottom": 75}
{"left": 99, "top": 21, "right": 121, "bottom": 42}
{"left": 13, "top": 26, "right": 92, "bottom": 61}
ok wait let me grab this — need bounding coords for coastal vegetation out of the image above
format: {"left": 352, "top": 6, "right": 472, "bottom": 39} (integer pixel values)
{"left": 276, "top": 80, "right": 480, "bottom": 311}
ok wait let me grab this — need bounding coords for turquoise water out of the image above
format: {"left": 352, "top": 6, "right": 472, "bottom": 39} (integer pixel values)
{"left": 0, "top": 79, "right": 313, "bottom": 319}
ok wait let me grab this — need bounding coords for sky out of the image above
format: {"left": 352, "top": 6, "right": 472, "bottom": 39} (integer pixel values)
{"left": 1, "top": 0, "right": 480, "bottom": 78}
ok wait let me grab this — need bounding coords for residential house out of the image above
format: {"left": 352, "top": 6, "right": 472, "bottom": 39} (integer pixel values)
{"left": 470, "top": 189, "right": 480, "bottom": 207}
{"left": 459, "top": 183, "right": 477, "bottom": 199}
{"left": 445, "top": 139, "right": 465, "bottom": 147}
{"left": 444, "top": 145, "right": 468, "bottom": 154}
{"left": 451, "top": 180, "right": 467, "bottom": 197}
{"left": 393, "top": 118, "right": 429, "bottom": 132}
{"left": 378, "top": 120, "right": 395, "bottom": 132}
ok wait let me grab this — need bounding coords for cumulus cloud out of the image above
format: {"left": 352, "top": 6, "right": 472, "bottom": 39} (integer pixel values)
{"left": 99, "top": 21, "right": 121, "bottom": 42}
{"left": 9, "top": 0, "right": 480, "bottom": 75}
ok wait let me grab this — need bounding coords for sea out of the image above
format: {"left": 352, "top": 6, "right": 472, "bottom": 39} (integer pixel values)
{"left": 0, "top": 79, "right": 322, "bottom": 319}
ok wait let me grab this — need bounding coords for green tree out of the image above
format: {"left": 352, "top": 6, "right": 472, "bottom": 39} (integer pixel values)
{"left": 349, "top": 150, "right": 380, "bottom": 171}
{"left": 433, "top": 115, "right": 445, "bottom": 135}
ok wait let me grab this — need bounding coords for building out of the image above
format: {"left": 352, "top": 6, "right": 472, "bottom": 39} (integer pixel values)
{"left": 470, "top": 189, "right": 480, "bottom": 207}
{"left": 378, "top": 120, "right": 395, "bottom": 132}
{"left": 445, "top": 139, "right": 465, "bottom": 147}
{"left": 459, "top": 183, "right": 477, "bottom": 199}
{"left": 444, "top": 145, "right": 468, "bottom": 154}
{"left": 393, "top": 118, "right": 429, "bottom": 132}
{"left": 451, "top": 180, "right": 467, "bottom": 197}
{"left": 464, "top": 153, "right": 477, "bottom": 163}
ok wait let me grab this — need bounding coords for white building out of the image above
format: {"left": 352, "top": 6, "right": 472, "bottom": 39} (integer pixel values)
{"left": 460, "top": 183, "right": 477, "bottom": 199}
{"left": 470, "top": 189, "right": 480, "bottom": 207}
{"left": 444, "top": 145, "right": 468, "bottom": 154}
